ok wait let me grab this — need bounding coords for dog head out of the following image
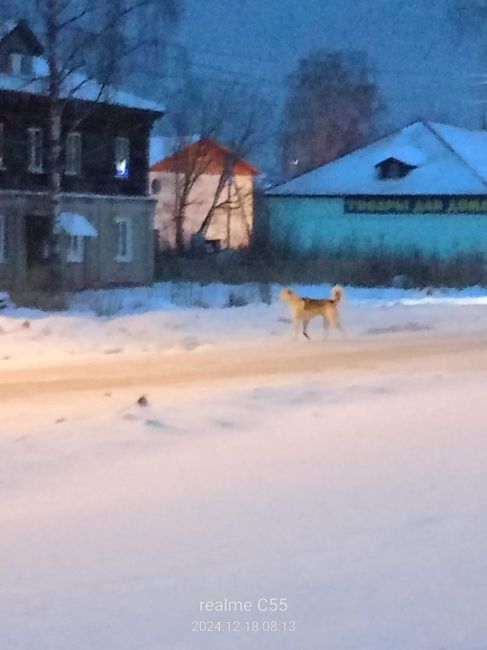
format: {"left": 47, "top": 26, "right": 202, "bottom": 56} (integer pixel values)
{"left": 279, "top": 287, "right": 294, "bottom": 303}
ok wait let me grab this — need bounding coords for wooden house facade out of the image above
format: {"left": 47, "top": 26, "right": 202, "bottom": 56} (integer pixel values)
{"left": 0, "top": 20, "right": 163, "bottom": 291}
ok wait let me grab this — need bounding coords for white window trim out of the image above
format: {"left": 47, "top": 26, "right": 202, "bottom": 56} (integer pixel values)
{"left": 9, "top": 53, "right": 33, "bottom": 77}
{"left": 28, "top": 127, "right": 43, "bottom": 173}
{"left": 65, "top": 132, "right": 82, "bottom": 176}
{"left": 115, "top": 216, "right": 133, "bottom": 263}
{"left": 0, "top": 214, "right": 6, "bottom": 263}
{"left": 9, "top": 52, "right": 22, "bottom": 75}
{"left": 114, "top": 136, "right": 130, "bottom": 178}
{"left": 66, "top": 234, "right": 84, "bottom": 263}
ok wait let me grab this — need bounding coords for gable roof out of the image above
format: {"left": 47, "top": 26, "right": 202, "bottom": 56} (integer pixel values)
{"left": 0, "top": 20, "right": 164, "bottom": 114}
{"left": 150, "top": 138, "right": 259, "bottom": 176}
{"left": 0, "top": 19, "right": 44, "bottom": 54}
{"left": 267, "top": 121, "right": 487, "bottom": 197}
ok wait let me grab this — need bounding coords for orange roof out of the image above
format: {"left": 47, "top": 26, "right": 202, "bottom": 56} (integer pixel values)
{"left": 150, "top": 138, "right": 259, "bottom": 176}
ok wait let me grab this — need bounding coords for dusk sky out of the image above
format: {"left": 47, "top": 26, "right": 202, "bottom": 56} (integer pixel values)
{"left": 170, "top": 0, "right": 487, "bottom": 134}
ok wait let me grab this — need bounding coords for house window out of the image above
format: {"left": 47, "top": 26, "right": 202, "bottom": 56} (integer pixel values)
{"left": 9, "top": 53, "right": 21, "bottom": 75}
{"left": 9, "top": 53, "right": 33, "bottom": 77}
{"left": 67, "top": 235, "right": 84, "bottom": 263}
{"left": 65, "top": 132, "right": 82, "bottom": 175}
{"left": 115, "top": 136, "right": 130, "bottom": 178}
{"left": 151, "top": 177, "right": 161, "bottom": 194}
{"left": 376, "top": 157, "right": 416, "bottom": 180}
{"left": 115, "top": 217, "right": 133, "bottom": 262}
{"left": 0, "top": 123, "right": 4, "bottom": 168}
{"left": 20, "top": 54, "right": 33, "bottom": 76}
{"left": 0, "top": 214, "right": 7, "bottom": 263}
{"left": 28, "top": 127, "right": 43, "bottom": 173}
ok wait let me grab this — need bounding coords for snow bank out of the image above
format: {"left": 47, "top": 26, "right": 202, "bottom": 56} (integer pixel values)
{"left": 0, "top": 282, "right": 486, "bottom": 367}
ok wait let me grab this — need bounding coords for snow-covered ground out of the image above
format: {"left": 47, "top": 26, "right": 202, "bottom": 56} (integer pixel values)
{"left": 1, "top": 281, "right": 487, "bottom": 367}
{"left": 1, "top": 282, "right": 487, "bottom": 649}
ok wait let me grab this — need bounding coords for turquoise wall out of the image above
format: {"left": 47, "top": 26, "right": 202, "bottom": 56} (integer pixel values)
{"left": 267, "top": 197, "right": 487, "bottom": 257}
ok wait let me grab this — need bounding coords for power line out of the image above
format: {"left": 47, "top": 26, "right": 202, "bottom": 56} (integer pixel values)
{"left": 161, "top": 38, "right": 283, "bottom": 67}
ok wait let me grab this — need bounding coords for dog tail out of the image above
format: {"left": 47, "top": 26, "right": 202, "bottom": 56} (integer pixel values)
{"left": 331, "top": 285, "right": 344, "bottom": 303}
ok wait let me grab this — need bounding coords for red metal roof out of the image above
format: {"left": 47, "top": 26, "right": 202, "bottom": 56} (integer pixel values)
{"left": 150, "top": 138, "right": 259, "bottom": 176}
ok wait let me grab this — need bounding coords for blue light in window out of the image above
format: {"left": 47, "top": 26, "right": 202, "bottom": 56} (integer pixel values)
{"left": 115, "top": 159, "right": 129, "bottom": 178}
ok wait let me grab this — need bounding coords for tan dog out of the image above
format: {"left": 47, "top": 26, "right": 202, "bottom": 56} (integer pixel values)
{"left": 280, "top": 285, "right": 344, "bottom": 340}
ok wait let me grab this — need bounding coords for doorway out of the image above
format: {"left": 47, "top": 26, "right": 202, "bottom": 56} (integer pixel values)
{"left": 25, "top": 215, "right": 50, "bottom": 268}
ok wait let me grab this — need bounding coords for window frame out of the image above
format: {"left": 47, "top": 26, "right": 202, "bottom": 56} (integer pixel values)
{"left": 8, "top": 52, "right": 33, "bottom": 77}
{"left": 115, "top": 216, "right": 133, "bottom": 263}
{"left": 20, "top": 54, "right": 33, "bottom": 76}
{"left": 66, "top": 234, "right": 84, "bottom": 263}
{"left": 150, "top": 177, "right": 161, "bottom": 194}
{"left": 114, "top": 136, "right": 130, "bottom": 178}
{"left": 65, "top": 132, "right": 82, "bottom": 176}
{"left": 28, "top": 127, "right": 44, "bottom": 173}
{"left": 9, "top": 52, "right": 21, "bottom": 75}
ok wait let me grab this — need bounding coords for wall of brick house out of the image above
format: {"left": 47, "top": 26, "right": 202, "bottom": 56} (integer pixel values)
{"left": 148, "top": 171, "right": 254, "bottom": 250}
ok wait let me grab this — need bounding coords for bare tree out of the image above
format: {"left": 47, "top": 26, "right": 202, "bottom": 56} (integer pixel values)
{"left": 281, "top": 50, "right": 380, "bottom": 178}
{"left": 157, "top": 83, "right": 271, "bottom": 253}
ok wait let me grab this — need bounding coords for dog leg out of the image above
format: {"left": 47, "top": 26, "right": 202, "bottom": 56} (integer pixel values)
{"left": 293, "top": 319, "right": 300, "bottom": 340}
{"left": 322, "top": 316, "right": 329, "bottom": 340}
{"left": 335, "top": 317, "right": 346, "bottom": 339}
{"left": 303, "top": 320, "right": 311, "bottom": 340}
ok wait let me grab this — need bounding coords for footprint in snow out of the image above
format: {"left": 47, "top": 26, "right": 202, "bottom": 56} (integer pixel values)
{"left": 213, "top": 419, "right": 235, "bottom": 429}
{"left": 120, "top": 399, "right": 167, "bottom": 431}
{"left": 145, "top": 418, "right": 166, "bottom": 429}
{"left": 181, "top": 337, "right": 200, "bottom": 350}
{"left": 104, "top": 347, "right": 123, "bottom": 355}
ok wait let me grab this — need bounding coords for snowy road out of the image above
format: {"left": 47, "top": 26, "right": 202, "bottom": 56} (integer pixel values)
{"left": 2, "top": 326, "right": 487, "bottom": 650}
{"left": 2, "top": 332, "right": 487, "bottom": 401}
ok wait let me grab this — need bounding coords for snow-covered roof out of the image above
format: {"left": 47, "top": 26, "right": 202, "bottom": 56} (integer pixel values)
{"left": 267, "top": 121, "right": 487, "bottom": 197}
{"left": 0, "top": 60, "right": 164, "bottom": 114}
{"left": 372, "top": 141, "right": 427, "bottom": 168}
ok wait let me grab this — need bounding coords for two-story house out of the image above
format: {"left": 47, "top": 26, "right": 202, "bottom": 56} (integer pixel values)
{"left": 149, "top": 138, "right": 259, "bottom": 252}
{"left": 0, "top": 20, "right": 163, "bottom": 290}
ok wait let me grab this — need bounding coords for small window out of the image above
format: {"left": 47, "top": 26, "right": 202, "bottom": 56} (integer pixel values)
{"left": 9, "top": 53, "right": 21, "bottom": 75}
{"left": 28, "top": 127, "right": 43, "bottom": 173}
{"left": 151, "top": 178, "right": 161, "bottom": 194}
{"left": 376, "top": 157, "right": 416, "bottom": 180}
{"left": 65, "top": 132, "right": 82, "bottom": 175}
{"left": 115, "top": 136, "right": 130, "bottom": 178}
{"left": 20, "top": 55, "right": 33, "bottom": 76}
{"left": 0, "top": 214, "right": 7, "bottom": 263}
{"left": 115, "top": 216, "right": 133, "bottom": 262}
{"left": 9, "top": 53, "right": 33, "bottom": 77}
{"left": 0, "top": 123, "right": 4, "bottom": 168}
{"left": 66, "top": 235, "right": 84, "bottom": 263}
